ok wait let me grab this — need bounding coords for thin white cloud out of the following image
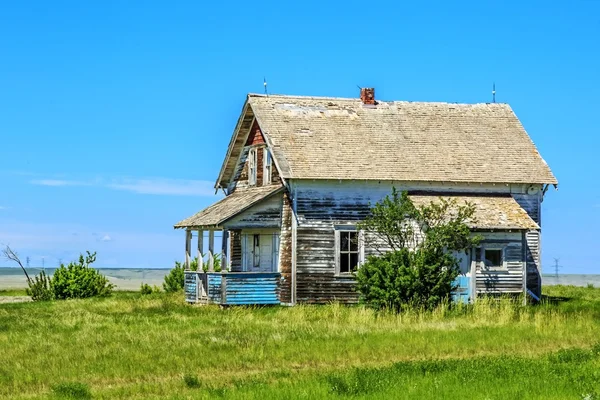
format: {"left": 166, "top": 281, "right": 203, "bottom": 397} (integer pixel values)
{"left": 30, "top": 179, "right": 89, "bottom": 187}
{"left": 29, "top": 176, "right": 215, "bottom": 196}
{"left": 107, "top": 178, "right": 215, "bottom": 196}
{"left": 0, "top": 206, "right": 6, "bottom": 210}
{"left": 101, "top": 235, "right": 112, "bottom": 242}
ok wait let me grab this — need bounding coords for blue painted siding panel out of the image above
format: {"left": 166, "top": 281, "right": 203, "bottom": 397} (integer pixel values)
{"left": 207, "top": 274, "right": 222, "bottom": 304}
{"left": 184, "top": 272, "right": 198, "bottom": 303}
{"left": 223, "top": 273, "right": 280, "bottom": 305}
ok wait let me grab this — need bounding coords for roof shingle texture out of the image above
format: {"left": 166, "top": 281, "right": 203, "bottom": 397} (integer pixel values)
{"left": 174, "top": 185, "right": 283, "bottom": 228}
{"left": 410, "top": 194, "right": 539, "bottom": 230}
{"left": 248, "top": 94, "right": 557, "bottom": 184}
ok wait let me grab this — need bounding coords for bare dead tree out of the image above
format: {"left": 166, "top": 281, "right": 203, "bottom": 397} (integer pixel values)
{"left": 2, "top": 245, "right": 32, "bottom": 286}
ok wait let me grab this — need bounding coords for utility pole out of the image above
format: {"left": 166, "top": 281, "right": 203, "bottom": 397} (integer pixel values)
{"left": 26, "top": 256, "right": 30, "bottom": 268}
{"left": 553, "top": 258, "right": 562, "bottom": 283}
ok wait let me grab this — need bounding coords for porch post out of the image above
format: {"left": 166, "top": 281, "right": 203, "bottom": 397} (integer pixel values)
{"left": 197, "top": 229, "right": 204, "bottom": 271}
{"left": 208, "top": 230, "right": 215, "bottom": 272}
{"left": 222, "top": 230, "right": 229, "bottom": 271}
{"left": 185, "top": 229, "right": 192, "bottom": 271}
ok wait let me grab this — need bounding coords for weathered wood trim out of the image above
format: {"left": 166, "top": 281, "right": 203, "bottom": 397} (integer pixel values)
{"left": 291, "top": 184, "right": 298, "bottom": 305}
{"left": 470, "top": 246, "right": 477, "bottom": 302}
{"left": 222, "top": 230, "right": 229, "bottom": 271}
{"left": 221, "top": 274, "right": 227, "bottom": 304}
{"left": 197, "top": 230, "right": 204, "bottom": 270}
{"left": 185, "top": 229, "right": 192, "bottom": 270}
{"left": 522, "top": 230, "right": 527, "bottom": 304}
{"left": 215, "top": 102, "right": 252, "bottom": 189}
{"left": 208, "top": 230, "right": 215, "bottom": 272}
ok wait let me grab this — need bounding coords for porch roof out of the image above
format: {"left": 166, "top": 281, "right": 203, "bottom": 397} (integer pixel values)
{"left": 174, "top": 185, "right": 284, "bottom": 229}
{"left": 409, "top": 194, "right": 540, "bottom": 230}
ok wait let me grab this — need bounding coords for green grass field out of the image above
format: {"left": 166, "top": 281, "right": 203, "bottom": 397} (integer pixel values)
{"left": 1, "top": 286, "right": 599, "bottom": 399}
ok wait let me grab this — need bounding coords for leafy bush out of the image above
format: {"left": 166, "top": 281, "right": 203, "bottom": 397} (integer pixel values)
{"left": 26, "top": 270, "right": 53, "bottom": 301}
{"left": 356, "top": 188, "right": 480, "bottom": 311}
{"left": 356, "top": 248, "right": 461, "bottom": 312}
{"left": 51, "top": 252, "right": 114, "bottom": 300}
{"left": 163, "top": 261, "right": 186, "bottom": 292}
{"left": 163, "top": 254, "right": 223, "bottom": 292}
{"left": 140, "top": 283, "right": 153, "bottom": 295}
{"left": 140, "top": 283, "right": 160, "bottom": 295}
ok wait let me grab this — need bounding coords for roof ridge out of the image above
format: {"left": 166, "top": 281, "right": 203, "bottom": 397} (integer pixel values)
{"left": 248, "top": 93, "right": 508, "bottom": 106}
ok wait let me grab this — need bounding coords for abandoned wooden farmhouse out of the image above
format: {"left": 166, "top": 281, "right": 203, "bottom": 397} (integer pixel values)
{"left": 175, "top": 88, "right": 557, "bottom": 305}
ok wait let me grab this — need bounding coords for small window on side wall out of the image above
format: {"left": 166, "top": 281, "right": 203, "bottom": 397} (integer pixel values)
{"left": 483, "top": 248, "right": 504, "bottom": 269}
{"left": 248, "top": 148, "right": 257, "bottom": 186}
{"left": 263, "top": 148, "right": 272, "bottom": 185}
{"left": 336, "top": 229, "right": 362, "bottom": 274}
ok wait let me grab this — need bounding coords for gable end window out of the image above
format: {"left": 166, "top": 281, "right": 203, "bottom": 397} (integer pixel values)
{"left": 263, "top": 148, "right": 272, "bottom": 185}
{"left": 335, "top": 229, "right": 363, "bottom": 275}
{"left": 248, "top": 148, "right": 257, "bottom": 186}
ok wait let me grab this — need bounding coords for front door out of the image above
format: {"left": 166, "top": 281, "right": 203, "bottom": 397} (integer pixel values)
{"left": 243, "top": 233, "right": 278, "bottom": 272}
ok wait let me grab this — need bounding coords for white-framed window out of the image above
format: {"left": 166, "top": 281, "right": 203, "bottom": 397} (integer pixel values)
{"left": 482, "top": 247, "right": 505, "bottom": 269}
{"left": 248, "top": 148, "right": 257, "bottom": 186}
{"left": 335, "top": 228, "right": 363, "bottom": 275}
{"left": 263, "top": 148, "right": 272, "bottom": 185}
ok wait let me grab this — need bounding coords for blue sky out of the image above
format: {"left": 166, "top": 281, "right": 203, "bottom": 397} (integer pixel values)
{"left": 0, "top": 0, "right": 598, "bottom": 273}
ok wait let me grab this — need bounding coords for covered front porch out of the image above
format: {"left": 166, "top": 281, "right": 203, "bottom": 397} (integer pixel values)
{"left": 174, "top": 185, "right": 289, "bottom": 305}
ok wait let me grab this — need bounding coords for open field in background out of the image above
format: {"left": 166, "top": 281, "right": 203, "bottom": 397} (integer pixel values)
{"left": 0, "top": 268, "right": 170, "bottom": 291}
{"left": 0, "top": 286, "right": 599, "bottom": 399}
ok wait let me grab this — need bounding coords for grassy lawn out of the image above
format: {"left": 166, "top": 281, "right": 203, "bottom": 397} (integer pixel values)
{"left": 0, "top": 286, "right": 599, "bottom": 399}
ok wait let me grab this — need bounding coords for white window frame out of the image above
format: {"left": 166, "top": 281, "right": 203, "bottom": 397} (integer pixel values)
{"left": 248, "top": 147, "right": 257, "bottom": 186}
{"left": 263, "top": 148, "right": 272, "bottom": 185}
{"left": 482, "top": 246, "right": 506, "bottom": 270}
{"left": 334, "top": 227, "right": 364, "bottom": 276}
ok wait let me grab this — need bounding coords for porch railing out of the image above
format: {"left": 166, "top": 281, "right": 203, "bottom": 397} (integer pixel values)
{"left": 185, "top": 271, "right": 280, "bottom": 305}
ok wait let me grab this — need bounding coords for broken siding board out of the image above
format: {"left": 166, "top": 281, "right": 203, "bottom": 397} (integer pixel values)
{"left": 230, "top": 230, "right": 243, "bottom": 272}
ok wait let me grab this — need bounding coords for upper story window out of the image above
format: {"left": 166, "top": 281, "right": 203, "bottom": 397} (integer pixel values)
{"left": 336, "top": 228, "right": 363, "bottom": 275}
{"left": 263, "top": 148, "right": 272, "bottom": 185}
{"left": 248, "top": 148, "right": 257, "bottom": 186}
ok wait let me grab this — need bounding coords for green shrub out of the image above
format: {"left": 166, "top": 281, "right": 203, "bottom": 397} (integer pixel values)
{"left": 163, "top": 261, "right": 185, "bottom": 292}
{"left": 51, "top": 382, "right": 92, "bottom": 399}
{"left": 140, "top": 283, "right": 153, "bottom": 295}
{"left": 51, "top": 252, "right": 114, "bottom": 300}
{"left": 163, "top": 255, "right": 223, "bottom": 292}
{"left": 356, "top": 248, "right": 460, "bottom": 312}
{"left": 26, "top": 270, "right": 54, "bottom": 301}
{"left": 140, "top": 283, "right": 160, "bottom": 295}
{"left": 356, "top": 188, "right": 480, "bottom": 312}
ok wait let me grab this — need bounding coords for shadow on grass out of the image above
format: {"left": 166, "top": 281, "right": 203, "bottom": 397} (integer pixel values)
{"left": 540, "top": 294, "right": 573, "bottom": 305}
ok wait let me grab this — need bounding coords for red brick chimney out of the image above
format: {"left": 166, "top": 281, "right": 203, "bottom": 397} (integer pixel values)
{"left": 360, "top": 87, "right": 375, "bottom": 105}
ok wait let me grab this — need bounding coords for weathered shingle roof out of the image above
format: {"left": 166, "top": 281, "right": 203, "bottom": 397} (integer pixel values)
{"left": 410, "top": 194, "right": 539, "bottom": 230}
{"left": 174, "top": 185, "right": 283, "bottom": 229}
{"left": 246, "top": 94, "right": 557, "bottom": 185}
